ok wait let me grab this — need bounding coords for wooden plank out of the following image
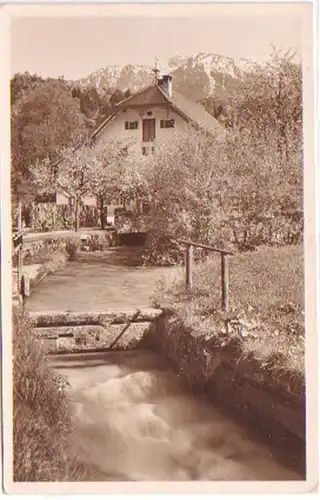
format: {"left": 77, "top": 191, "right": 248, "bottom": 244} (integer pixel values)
{"left": 172, "top": 238, "right": 234, "bottom": 256}
{"left": 108, "top": 309, "right": 141, "bottom": 349}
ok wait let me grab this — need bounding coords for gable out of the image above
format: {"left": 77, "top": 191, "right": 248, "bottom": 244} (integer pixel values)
{"left": 90, "top": 83, "right": 226, "bottom": 143}
{"left": 116, "top": 85, "right": 169, "bottom": 109}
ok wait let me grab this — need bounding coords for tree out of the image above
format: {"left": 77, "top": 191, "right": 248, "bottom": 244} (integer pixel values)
{"left": 172, "top": 58, "right": 211, "bottom": 101}
{"left": 232, "top": 49, "right": 302, "bottom": 157}
{"left": 136, "top": 122, "right": 303, "bottom": 264}
{"left": 30, "top": 146, "right": 94, "bottom": 231}
{"left": 11, "top": 80, "right": 90, "bottom": 201}
{"left": 29, "top": 139, "right": 137, "bottom": 231}
{"left": 89, "top": 139, "right": 147, "bottom": 227}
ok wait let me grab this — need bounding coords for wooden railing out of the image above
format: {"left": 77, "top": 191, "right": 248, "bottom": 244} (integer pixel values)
{"left": 172, "top": 238, "right": 234, "bottom": 312}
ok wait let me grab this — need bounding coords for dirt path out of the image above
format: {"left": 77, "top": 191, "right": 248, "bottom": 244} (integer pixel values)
{"left": 26, "top": 247, "right": 181, "bottom": 313}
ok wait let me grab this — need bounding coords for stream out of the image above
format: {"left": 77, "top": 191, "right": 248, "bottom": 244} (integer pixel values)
{"left": 49, "top": 350, "right": 301, "bottom": 481}
{"left": 27, "top": 250, "right": 302, "bottom": 481}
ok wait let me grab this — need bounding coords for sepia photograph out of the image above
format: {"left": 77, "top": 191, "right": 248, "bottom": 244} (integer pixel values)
{"left": 0, "top": 2, "right": 318, "bottom": 495}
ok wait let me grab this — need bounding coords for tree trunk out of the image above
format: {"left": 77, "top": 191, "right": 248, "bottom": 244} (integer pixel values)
{"left": 74, "top": 197, "right": 80, "bottom": 232}
{"left": 99, "top": 197, "right": 105, "bottom": 229}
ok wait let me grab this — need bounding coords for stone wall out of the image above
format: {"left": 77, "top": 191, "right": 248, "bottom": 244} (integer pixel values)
{"left": 143, "top": 311, "right": 306, "bottom": 475}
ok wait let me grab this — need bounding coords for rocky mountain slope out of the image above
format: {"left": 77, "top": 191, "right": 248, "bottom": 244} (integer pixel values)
{"left": 76, "top": 52, "right": 256, "bottom": 101}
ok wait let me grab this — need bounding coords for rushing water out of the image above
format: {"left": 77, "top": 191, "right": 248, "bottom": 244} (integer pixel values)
{"left": 50, "top": 350, "right": 302, "bottom": 482}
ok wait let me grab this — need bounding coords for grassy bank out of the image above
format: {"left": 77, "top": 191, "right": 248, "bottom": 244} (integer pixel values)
{"left": 13, "top": 309, "right": 85, "bottom": 481}
{"left": 154, "top": 245, "right": 304, "bottom": 380}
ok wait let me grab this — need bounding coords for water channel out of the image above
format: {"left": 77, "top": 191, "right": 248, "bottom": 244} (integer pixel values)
{"left": 27, "top": 250, "right": 303, "bottom": 481}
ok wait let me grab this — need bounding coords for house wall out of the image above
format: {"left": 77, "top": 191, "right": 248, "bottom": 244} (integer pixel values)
{"left": 94, "top": 106, "right": 189, "bottom": 156}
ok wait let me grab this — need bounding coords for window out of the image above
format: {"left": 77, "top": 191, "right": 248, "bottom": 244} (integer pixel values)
{"left": 125, "top": 121, "right": 138, "bottom": 130}
{"left": 160, "top": 119, "right": 175, "bottom": 129}
{"left": 142, "top": 146, "right": 155, "bottom": 156}
{"left": 35, "top": 193, "right": 57, "bottom": 203}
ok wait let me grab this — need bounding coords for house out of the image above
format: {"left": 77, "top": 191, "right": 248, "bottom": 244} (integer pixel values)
{"left": 89, "top": 73, "right": 225, "bottom": 157}
{"left": 54, "top": 73, "right": 225, "bottom": 207}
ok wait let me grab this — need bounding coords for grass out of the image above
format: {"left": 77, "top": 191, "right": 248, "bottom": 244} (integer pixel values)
{"left": 13, "top": 308, "right": 85, "bottom": 481}
{"left": 153, "top": 245, "right": 304, "bottom": 377}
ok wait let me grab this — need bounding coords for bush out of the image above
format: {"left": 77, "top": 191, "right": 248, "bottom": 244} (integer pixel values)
{"left": 65, "top": 236, "right": 81, "bottom": 261}
{"left": 15, "top": 202, "right": 102, "bottom": 231}
{"left": 22, "top": 236, "right": 81, "bottom": 265}
{"left": 137, "top": 128, "right": 303, "bottom": 265}
{"left": 13, "top": 309, "right": 82, "bottom": 481}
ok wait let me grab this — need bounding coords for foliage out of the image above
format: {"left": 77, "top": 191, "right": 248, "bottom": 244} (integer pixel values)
{"left": 11, "top": 78, "right": 90, "bottom": 200}
{"left": 200, "top": 49, "right": 302, "bottom": 146}
{"left": 137, "top": 121, "right": 302, "bottom": 265}
{"left": 29, "top": 142, "right": 121, "bottom": 231}
{"left": 11, "top": 72, "right": 132, "bottom": 201}
{"left": 171, "top": 57, "right": 211, "bottom": 101}
{"left": 13, "top": 309, "right": 83, "bottom": 481}
{"left": 80, "top": 231, "right": 115, "bottom": 252}
{"left": 22, "top": 236, "right": 81, "bottom": 265}
{"left": 15, "top": 202, "right": 103, "bottom": 231}
{"left": 65, "top": 237, "right": 81, "bottom": 260}
{"left": 29, "top": 134, "right": 144, "bottom": 231}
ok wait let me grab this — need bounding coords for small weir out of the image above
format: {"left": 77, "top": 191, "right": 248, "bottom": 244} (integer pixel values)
{"left": 49, "top": 350, "right": 301, "bottom": 482}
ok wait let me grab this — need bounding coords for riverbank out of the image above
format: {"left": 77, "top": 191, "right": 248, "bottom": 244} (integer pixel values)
{"left": 13, "top": 234, "right": 82, "bottom": 303}
{"left": 144, "top": 245, "right": 305, "bottom": 475}
{"left": 12, "top": 309, "right": 86, "bottom": 481}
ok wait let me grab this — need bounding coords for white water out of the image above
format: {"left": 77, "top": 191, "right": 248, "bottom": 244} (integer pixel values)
{"left": 50, "top": 350, "right": 302, "bottom": 482}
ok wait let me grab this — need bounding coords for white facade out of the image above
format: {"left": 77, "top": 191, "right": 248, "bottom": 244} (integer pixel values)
{"left": 94, "top": 106, "right": 189, "bottom": 156}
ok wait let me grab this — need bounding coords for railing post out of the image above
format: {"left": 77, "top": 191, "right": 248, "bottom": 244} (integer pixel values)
{"left": 185, "top": 244, "right": 193, "bottom": 291}
{"left": 221, "top": 252, "right": 229, "bottom": 312}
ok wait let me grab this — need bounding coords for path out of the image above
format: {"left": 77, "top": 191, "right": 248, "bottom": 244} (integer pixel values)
{"left": 26, "top": 247, "right": 181, "bottom": 313}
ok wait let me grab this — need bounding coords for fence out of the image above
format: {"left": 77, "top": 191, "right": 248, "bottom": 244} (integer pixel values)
{"left": 172, "top": 238, "right": 234, "bottom": 312}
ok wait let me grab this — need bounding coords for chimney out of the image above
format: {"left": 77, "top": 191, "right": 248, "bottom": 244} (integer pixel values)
{"left": 158, "top": 74, "right": 172, "bottom": 97}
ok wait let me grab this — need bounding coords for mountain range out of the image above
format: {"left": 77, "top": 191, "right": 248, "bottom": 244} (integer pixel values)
{"left": 76, "top": 52, "right": 258, "bottom": 102}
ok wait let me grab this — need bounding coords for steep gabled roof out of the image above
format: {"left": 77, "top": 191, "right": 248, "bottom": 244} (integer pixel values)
{"left": 90, "top": 83, "right": 225, "bottom": 142}
{"left": 161, "top": 88, "right": 225, "bottom": 138}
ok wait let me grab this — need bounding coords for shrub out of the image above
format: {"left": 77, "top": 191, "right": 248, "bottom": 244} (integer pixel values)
{"left": 13, "top": 309, "right": 82, "bottom": 481}
{"left": 137, "top": 128, "right": 302, "bottom": 265}
{"left": 22, "top": 236, "right": 81, "bottom": 265}
{"left": 65, "top": 236, "right": 81, "bottom": 261}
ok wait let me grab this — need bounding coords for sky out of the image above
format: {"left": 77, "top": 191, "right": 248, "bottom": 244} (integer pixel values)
{"left": 10, "top": 4, "right": 305, "bottom": 80}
